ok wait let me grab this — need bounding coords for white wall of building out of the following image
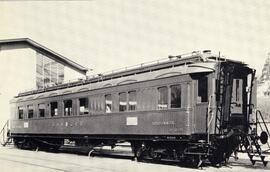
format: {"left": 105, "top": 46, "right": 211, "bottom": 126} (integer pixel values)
{"left": 0, "top": 48, "right": 36, "bottom": 127}
{"left": 0, "top": 48, "right": 86, "bottom": 128}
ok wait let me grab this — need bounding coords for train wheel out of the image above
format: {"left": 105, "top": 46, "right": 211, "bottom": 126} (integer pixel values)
{"left": 187, "top": 155, "right": 203, "bottom": 168}
{"left": 14, "top": 140, "right": 23, "bottom": 149}
{"left": 208, "top": 152, "right": 224, "bottom": 167}
{"left": 149, "top": 148, "right": 162, "bottom": 160}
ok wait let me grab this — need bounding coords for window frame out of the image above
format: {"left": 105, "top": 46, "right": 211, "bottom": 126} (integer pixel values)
{"left": 170, "top": 84, "right": 182, "bottom": 108}
{"left": 18, "top": 106, "right": 24, "bottom": 119}
{"left": 128, "top": 90, "right": 137, "bottom": 111}
{"left": 63, "top": 99, "right": 73, "bottom": 116}
{"left": 79, "top": 97, "right": 89, "bottom": 115}
{"left": 38, "top": 103, "right": 46, "bottom": 118}
{"left": 105, "top": 94, "right": 112, "bottom": 113}
{"left": 119, "top": 92, "right": 127, "bottom": 112}
{"left": 157, "top": 86, "right": 169, "bottom": 110}
{"left": 50, "top": 101, "right": 58, "bottom": 117}
{"left": 27, "top": 105, "right": 34, "bottom": 119}
{"left": 197, "top": 76, "right": 208, "bottom": 103}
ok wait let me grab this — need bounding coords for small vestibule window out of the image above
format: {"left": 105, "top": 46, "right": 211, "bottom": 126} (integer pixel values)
{"left": 198, "top": 77, "right": 208, "bottom": 103}
{"left": 170, "top": 85, "right": 181, "bottom": 108}
{"left": 18, "top": 106, "right": 24, "bottom": 119}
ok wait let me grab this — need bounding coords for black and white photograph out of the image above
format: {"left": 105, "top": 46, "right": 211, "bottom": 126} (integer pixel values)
{"left": 0, "top": 0, "right": 270, "bottom": 171}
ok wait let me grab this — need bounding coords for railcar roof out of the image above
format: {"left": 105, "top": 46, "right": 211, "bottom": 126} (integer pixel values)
{"left": 15, "top": 51, "right": 246, "bottom": 99}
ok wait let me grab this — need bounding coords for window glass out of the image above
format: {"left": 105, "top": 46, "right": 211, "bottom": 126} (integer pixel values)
{"left": 79, "top": 98, "right": 89, "bottom": 115}
{"left": 119, "top": 92, "right": 127, "bottom": 112}
{"left": 50, "top": 102, "right": 58, "bottom": 117}
{"left": 64, "top": 100, "right": 72, "bottom": 116}
{"left": 158, "top": 86, "right": 168, "bottom": 109}
{"left": 171, "top": 85, "right": 181, "bottom": 108}
{"left": 18, "top": 106, "right": 24, "bottom": 119}
{"left": 105, "top": 94, "right": 112, "bottom": 113}
{"left": 28, "top": 105, "right": 34, "bottom": 118}
{"left": 38, "top": 104, "right": 45, "bottom": 117}
{"left": 128, "top": 91, "right": 137, "bottom": 111}
{"left": 198, "top": 77, "right": 208, "bottom": 103}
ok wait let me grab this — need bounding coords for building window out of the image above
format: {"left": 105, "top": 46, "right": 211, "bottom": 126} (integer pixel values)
{"left": 64, "top": 100, "right": 72, "bottom": 116}
{"left": 79, "top": 98, "right": 89, "bottom": 115}
{"left": 198, "top": 77, "right": 208, "bottom": 103}
{"left": 171, "top": 85, "right": 181, "bottom": 108}
{"left": 128, "top": 91, "right": 137, "bottom": 111}
{"left": 38, "top": 104, "right": 45, "bottom": 118}
{"left": 50, "top": 102, "right": 58, "bottom": 117}
{"left": 119, "top": 92, "right": 127, "bottom": 112}
{"left": 158, "top": 86, "right": 168, "bottom": 109}
{"left": 36, "top": 53, "right": 65, "bottom": 89}
{"left": 105, "top": 94, "right": 112, "bottom": 113}
{"left": 27, "top": 105, "right": 34, "bottom": 118}
{"left": 18, "top": 106, "right": 24, "bottom": 119}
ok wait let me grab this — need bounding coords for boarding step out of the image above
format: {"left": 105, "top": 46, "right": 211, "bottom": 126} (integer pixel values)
{"left": 241, "top": 134, "right": 268, "bottom": 166}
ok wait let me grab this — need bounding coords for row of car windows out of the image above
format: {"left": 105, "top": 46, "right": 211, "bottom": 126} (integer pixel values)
{"left": 18, "top": 84, "right": 182, "bottom": 119}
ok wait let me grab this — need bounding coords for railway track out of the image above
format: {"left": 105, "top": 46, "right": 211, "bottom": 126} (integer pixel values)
{"left": 1, "top": 145, "right": 269, "bottom": 172}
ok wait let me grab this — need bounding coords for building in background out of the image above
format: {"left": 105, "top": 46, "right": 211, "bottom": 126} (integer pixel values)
{"left": 36, "top": 53, "right": 65, "bottom": 89}
{"left": 0, "top": 38, "right": 88, "bottom": 127}
{"left": 0, "top": 38, "right": 88, "bottom": 90}
{"left": 259, "top": 53, "right": 270, "bottom": 84}
{"left": 257, "top": 53, "right": 270, "bottom": 121}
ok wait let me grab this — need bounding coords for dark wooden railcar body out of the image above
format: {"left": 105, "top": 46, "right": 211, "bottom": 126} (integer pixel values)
{"left": 10, "top": 62, "right": 215, "bottom": 138}
{"left": 9, "top": 52, "right": 256, "bottom": 166}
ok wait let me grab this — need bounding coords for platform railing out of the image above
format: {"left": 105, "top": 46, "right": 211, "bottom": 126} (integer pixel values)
{"left": 255, "top": 110, "right": 270, "bottom": 152}
{"left": 0, "top": 120, "right": 11, "bottom": 146}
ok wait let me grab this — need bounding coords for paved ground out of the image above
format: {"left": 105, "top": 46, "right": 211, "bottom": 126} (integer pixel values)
{"left": 0, "top": 145, "right": 269, "bottom": 172}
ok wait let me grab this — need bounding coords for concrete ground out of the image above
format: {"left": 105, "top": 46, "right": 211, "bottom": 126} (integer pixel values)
{"left": 0, "top": 145, "right": 269, "bottom": 172}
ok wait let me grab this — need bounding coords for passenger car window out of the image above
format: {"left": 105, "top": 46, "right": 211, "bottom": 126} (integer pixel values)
{"left": 105, "top": 94, "right": 112, "bottom": 113}
{"left": 198, "top": 77, "right": 208, "bottom": 103}
{"left": 38, "top": 104, "right": 45, "bottom": 117}
{"left": 158, "top": 86, "right": 168, "bottom": 109}
{"left": 27, "top": 105, "right": 34, "bottom": 118}
{"left": 171, "top": 85, "right": 181, "bottom": 108}
{"left": 18, "top": 106, "right": 24, "bottom": 119}
{"left": 64, "top": 100, "right": 72, "bottom": 116}
{"left": 50, "top": 102, "right": 58, "bottom": 117}
{"left": 79, "top": 98, "right": 89, "bottom": 115}
{"left": 119, "top": 92, "right": 127, "bottom": 112}
{"left": 128, "top": 91, "right": 137, "bottom": 111}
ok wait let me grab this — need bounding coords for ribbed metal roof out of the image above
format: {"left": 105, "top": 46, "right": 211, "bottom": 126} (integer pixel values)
{"left": 0, "top": 38, "right": 88, "bottom": 74}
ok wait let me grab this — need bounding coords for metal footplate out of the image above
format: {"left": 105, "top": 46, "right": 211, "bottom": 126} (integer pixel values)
{"left": 242, "top": 134, "right": 268, "bottom": 166}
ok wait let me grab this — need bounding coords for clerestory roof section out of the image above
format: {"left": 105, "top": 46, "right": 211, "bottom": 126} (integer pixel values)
{"left": 0, "top": 38, "right": 88, "bottom": 75}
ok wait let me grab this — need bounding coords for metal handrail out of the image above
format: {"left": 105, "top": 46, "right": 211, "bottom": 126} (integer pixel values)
{"left": 0, "top": 120, "right": 10, "bottom": 146}
{"left": 256, "top": 110, "right": 270, "bottom": 150}
{"left": 207, "top": 95, "right": 214, "bottom": 143}
{"left": 18, "top": 51, "right": 206, "bottom": 96}
{"left": 256, "top": 110, "right": 270, "bottom": 136}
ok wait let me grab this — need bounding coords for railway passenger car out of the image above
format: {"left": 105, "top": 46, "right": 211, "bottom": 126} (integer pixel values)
{"left": 9, "top": 51, "right": 258, "bottom": 166}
